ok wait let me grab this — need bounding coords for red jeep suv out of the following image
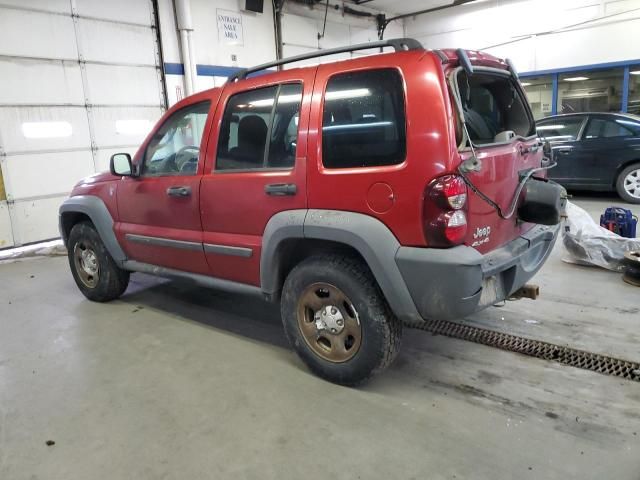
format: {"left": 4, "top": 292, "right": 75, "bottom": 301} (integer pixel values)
{"left": 59, "top": 39, "right": 563, "bottom": 385}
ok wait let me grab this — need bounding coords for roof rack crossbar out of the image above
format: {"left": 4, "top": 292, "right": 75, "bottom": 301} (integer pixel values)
{"left": 227, "top": 37, "right": 423, "bottom": 82}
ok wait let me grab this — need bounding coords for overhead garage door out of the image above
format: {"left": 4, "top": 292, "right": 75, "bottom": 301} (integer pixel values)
{"left": 0, "top": 0, "right": 166, "bottom": 248}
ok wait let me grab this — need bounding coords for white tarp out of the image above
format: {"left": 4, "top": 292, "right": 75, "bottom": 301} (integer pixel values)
{"left": 562, "top": 202, "right": 640, "bottom": 271}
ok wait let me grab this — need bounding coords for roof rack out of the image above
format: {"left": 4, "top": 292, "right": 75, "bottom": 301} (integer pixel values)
{"left": 226, "top": 37, "right": 423, "bottom": 83}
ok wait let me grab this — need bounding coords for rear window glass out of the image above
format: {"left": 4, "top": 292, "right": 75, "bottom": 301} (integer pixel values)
{"left": 457, "top": 71, "right": 535, "bottom": 145}
{"left": 322, "top": 69, "right": 406, "bottom": 168}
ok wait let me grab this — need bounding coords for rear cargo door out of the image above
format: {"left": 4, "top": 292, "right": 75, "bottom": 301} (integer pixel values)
{"left": 453, "top": 68, "right": 541, "bottom": 253}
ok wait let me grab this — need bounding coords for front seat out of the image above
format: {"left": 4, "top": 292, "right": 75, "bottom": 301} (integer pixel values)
{"left": 229, "top": 115, "right": 268, "bottom": 166}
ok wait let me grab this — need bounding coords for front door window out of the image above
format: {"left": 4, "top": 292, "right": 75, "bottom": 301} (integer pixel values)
{"left": 143, "top": 101, "right": 211, "bottom": 176}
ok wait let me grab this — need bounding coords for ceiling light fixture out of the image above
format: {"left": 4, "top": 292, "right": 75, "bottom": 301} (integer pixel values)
{"left": 564, "top": 76, "right": 589, "bottom": 82}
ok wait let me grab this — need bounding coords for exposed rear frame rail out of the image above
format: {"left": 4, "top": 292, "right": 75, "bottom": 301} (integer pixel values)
{"left": 226, "top": 37, "right": 424, "bottom": 82}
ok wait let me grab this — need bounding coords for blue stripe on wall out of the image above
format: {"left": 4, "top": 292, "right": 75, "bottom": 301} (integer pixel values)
{"left": 164, "top": 63, "right": 275, "bottom": 78}
{"left": 196, "top": 64, "right": 242, "bottom": 77}
{"left": 164, "top": 62, "right": 185, "bottom": 75}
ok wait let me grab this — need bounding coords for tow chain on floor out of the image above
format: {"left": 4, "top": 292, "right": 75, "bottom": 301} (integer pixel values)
{"left": 406, "top": 319, "right": 640, "bottom": 382}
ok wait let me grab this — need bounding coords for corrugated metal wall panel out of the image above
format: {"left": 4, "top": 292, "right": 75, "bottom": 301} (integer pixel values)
{"left": 5, "top": 151, "right": 95, "bottom": 200}
{"left": 83, "top": 64, "right": 163, "bottom": 106}
{"left": 0, "top": 0, "right": 70, "bottom": 14}
{"left": 74, "top": 0, "right": 154, "bottom": 25}
{"left": 10, "top": 196, "right": 68, "bottom": 245}
{"left": 0, "top": 0, "right": 165, "bottom": 247}
{"left": 76, "top": 19, "right": 158, "bottom": 65}
{"left": 0, "top": 106, "right": 91, "bottom": 153}
{"left": 91, "top": 106, "right": 163, "bottom": 148}
{"left": 0, "top": 8, "right": 78, "bottom": 59}
{"left": 0, "top": 58, "right": 84, "bottom": 106}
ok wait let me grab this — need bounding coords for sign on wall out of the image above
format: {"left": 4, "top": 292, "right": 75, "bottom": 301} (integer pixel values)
{"left": 217, "top": 9, "right": 244, "bottom": 46}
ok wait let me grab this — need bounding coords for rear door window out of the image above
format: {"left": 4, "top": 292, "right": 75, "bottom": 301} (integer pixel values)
{"left": 537, "top": 117, "right": 585, "bottom": 141}
{"left": 322, "top": 68, "right": 406, "bottom": 168}
{"left": 584, "top": 118, "right": 637, "bottom": 139}
{"left": 456, "top": 71, "right": 535, "bottom": 145}
{"left": 216, "top": 83, "right": 302, "bottom": 171}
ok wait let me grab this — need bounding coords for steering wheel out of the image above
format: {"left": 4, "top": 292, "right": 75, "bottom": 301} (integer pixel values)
{"left": 175, "top": 146, "right": 200, "bottom": 172}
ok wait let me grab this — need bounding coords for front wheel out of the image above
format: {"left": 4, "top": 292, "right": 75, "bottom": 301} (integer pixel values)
{"left": 281, "top": 254, "right": 402, "bottom": 386}
{"left": 616, "top": 163, "right": 640, "bottom": 204}
{"left": 67, "top": 221, "right": 130, "bottom": 302}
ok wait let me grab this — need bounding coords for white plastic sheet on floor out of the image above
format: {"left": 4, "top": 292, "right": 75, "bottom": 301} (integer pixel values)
{"left": 0, "top": 239, "right": 66, "bottom": 263}
{"left": 562, "top": 201, "right": 640, "bottom": 271}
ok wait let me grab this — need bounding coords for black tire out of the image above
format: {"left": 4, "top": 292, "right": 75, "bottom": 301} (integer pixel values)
{"left": 615, "top": 163, "right": 640, "bottom": 204}
{"left": 281, "top": 254, "right": 402, "bottom": 386}
{"left": 67, "top": 221, "right": 130, "bottom": 302}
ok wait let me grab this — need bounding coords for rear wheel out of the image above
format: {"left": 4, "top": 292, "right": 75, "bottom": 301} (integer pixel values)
{"left": 281, "top": 254, "right": 401, "bottom": 386}
{"left": 616, "top": 163, "right": 640, "bottom": 204}
{"left": 67, "top": 221, "right": 130, "bottom": 302}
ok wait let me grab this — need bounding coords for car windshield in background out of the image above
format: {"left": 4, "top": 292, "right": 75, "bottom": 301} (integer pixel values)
{"left": 456, "top": 71, "right": 535, "bottom": 145}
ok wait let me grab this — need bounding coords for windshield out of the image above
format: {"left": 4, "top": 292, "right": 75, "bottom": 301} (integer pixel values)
{"left": 454, "top": 70, "right": 535, "bottom": 146}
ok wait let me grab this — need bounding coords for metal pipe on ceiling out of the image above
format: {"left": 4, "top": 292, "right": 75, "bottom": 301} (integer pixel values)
{"left": 387, "top": 0, "right": 485, "bottom": 22}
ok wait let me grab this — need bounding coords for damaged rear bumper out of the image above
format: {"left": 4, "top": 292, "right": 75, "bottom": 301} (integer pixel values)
{"left": 395, "top": 224, "right": 560, "bottom": 321}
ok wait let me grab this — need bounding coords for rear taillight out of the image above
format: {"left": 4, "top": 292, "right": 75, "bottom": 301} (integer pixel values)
{"left": 423, "top": 175, "right": 468, "bottom": 247}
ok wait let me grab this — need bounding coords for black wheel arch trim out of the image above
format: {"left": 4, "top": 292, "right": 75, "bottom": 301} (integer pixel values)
{"left": 59, "top": 195, "right": 127, "bottom": 265}
{"left": 261, "top": 209, "right": 423, "bottom": 323}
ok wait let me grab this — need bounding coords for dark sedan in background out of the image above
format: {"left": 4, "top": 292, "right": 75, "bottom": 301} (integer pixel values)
{"left": 536, "top": 113, "right": 640, "bottom": 203}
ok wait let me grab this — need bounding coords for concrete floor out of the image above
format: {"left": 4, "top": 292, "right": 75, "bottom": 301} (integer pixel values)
{"left": 1, "top": 195, "right": 639, "bottom": 480}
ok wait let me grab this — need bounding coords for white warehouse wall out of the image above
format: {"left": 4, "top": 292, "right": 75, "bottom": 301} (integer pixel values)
{"left": 403, "top": 0, "right": 640, "bottom": 73}
{"left": 280, "top": 1, "right": 403, "bottom": 65}
{"left": 156, "top": 0, "right": 278, "bottom": 102}
{"left": 157, "top": 0, "right": 398, "bottom": 105}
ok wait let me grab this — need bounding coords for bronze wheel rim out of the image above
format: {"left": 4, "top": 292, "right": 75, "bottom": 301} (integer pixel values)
{"left": 296, "top": 282, "right": 362, "bottom": 363}
{"left": 73, "top": 242, "right": 99, "bottom": 288}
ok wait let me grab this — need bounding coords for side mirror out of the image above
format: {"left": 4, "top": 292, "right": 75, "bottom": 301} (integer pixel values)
{"left": 110, "top": 153, "right": 134, "bottom": 177}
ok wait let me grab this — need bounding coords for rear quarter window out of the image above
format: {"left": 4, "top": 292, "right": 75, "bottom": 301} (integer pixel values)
{"left": 322, "top": 69, "right": 406, "bottom": 169}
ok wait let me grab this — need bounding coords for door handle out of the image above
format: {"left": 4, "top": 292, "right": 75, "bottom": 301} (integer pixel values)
{"left": 166, "top": 186, "right": 191, "bottom": 197}
{"left": 265, "top": 183, "right": 297, "bottom": 196}
{"left": 556, "top": 149, "right": 572, "bottom": 155}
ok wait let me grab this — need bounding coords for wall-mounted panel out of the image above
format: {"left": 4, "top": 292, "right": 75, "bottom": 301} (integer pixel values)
{"left": 191, "top": 0, "right": 276, "bottom": 67}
